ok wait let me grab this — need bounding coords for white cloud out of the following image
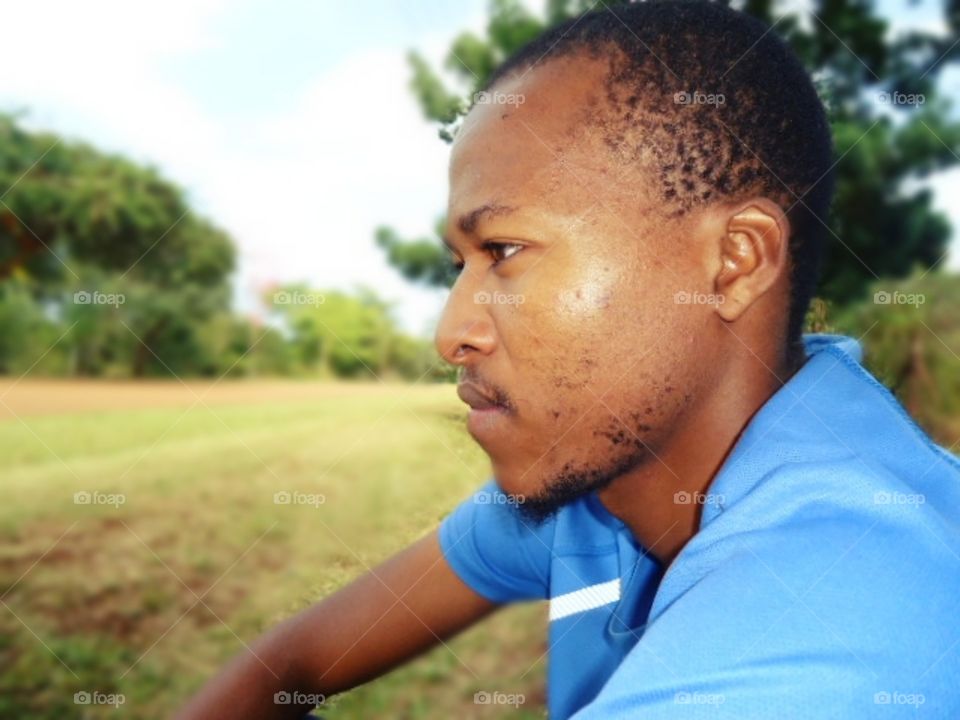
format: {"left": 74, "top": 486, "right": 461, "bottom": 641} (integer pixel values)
{"left": 0, "top": 0, "right": 228, "bottom": 159}
{"left": 209, "top": 48, "right": 453, "bottom": 334}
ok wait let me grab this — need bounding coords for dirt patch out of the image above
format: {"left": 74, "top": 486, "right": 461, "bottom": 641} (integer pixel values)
{"left": 0, "top": 515, "right": 277, "bottom": 644}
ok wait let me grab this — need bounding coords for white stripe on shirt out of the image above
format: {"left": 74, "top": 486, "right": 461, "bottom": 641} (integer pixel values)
{"left": 549, "top": 578, "right": 621, "bottom": 621}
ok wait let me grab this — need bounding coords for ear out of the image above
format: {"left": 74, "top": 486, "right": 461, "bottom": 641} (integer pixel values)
{"left": 713, "top": 199, "right": 789, "bottom": 323}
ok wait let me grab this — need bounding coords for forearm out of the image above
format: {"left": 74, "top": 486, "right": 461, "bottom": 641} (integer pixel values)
{"left": 174, "top": 531, "right": 495, "bottom": 719}
{"left": 174, "top": 619, "right": 319, "bottom": 720}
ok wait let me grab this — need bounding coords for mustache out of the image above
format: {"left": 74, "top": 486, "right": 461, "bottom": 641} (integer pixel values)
{"left": 458, "top": 368, "right": 516, "bottom": 412}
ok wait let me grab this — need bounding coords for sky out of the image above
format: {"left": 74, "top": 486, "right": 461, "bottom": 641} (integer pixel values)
{"left": 0, "top": 0, "right": 957, "bottom": 337}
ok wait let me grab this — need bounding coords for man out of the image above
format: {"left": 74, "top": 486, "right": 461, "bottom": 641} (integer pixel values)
{"left": 177, "top": 2, "right": 960, "bottom": 718}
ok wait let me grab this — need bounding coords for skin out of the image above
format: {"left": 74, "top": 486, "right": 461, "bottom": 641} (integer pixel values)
{"left": 176, "top": 52, "right": 798, "bottom": 718}
{"left": 438, "top": 55, "right": 796, "bottom": 564}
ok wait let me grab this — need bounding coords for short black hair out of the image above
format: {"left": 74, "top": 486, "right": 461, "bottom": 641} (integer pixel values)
{"left": 480, "top": 0, "right": 834, "bottom": 350}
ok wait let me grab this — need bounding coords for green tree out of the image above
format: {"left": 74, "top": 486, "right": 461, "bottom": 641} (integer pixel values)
{"left": 0, "top": 114, "right": 234, "bottom": 287}
{"left": 194, "top": 313, "right": 294, "bottom": 377}
{"left": 265, "top": 284, "right": 453, "bottom": 381}
{"left": 0, "top": 113, "right": 236, "bottom": 377}
{"left": 0, "top": 276, "right": 67, "bottom": 375}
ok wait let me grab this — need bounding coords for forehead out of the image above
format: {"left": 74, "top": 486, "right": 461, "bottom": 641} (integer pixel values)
{"left": 447, "top": 55, "right": 658, "bottom": 228}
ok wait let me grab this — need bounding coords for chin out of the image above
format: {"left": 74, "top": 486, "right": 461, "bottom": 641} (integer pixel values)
{"left": 490, "top": 462, "right": 545, "bottom": 503}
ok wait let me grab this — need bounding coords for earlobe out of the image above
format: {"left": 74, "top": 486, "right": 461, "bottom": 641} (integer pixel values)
{"left": 713, "top": 202, "right": 788, "bottom": 323}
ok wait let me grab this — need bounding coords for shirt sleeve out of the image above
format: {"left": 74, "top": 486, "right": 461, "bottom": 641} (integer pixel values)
{"left": 438, "top": 479, "right": 557, "bottom": 604}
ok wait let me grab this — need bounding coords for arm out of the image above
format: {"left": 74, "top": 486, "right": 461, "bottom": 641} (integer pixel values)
{"left": 175, "top": 529, "right": 497, "bottom": 720}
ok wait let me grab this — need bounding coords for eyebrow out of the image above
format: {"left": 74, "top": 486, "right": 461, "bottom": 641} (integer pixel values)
{"left": 455, "top": 203, "right": 517, "bottom": 235}
{"left": 442, "top": 203, "right": 518, "bottom": 253}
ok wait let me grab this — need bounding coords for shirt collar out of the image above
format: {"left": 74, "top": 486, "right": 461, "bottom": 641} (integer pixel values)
{"left": 698, "top": 333, "right": 865, "bottom": 527}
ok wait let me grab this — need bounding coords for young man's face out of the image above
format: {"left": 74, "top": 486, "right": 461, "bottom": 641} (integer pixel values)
{"left": 436, "top": 55, "right": 727, "bottom": 520}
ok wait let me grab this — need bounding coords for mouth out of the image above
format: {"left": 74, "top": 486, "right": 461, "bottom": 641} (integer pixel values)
{"left": 457, "top": 381, "right": 512, "bottom": 440}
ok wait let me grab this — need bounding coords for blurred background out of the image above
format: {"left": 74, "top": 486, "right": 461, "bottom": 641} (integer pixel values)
{"left": 1, "top": 0, "right": 958, "bottom": 717}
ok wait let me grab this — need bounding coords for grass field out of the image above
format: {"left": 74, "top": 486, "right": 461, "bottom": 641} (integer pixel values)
{"left": 0, "top": 378, "right": 547, "bottom": 719}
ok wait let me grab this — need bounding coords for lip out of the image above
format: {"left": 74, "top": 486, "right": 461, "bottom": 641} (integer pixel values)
{"left": 457, "top": 381, "right": 510, "bottom": 440}
{"left": 457, "top": 381, "right": 501, "bottom": 410}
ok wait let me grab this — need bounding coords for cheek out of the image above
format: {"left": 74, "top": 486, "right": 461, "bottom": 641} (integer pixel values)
{"left": 556, "top": 279, "right": 613, "bottom": 316}
{"left": 508, "top": 291, "right": 611, "bottom": 398}
{"left": 533, "top": 263, "right": 623, "bottom": 344}
{"left": 495, "top": 248, "right": 683, "bottom": 409}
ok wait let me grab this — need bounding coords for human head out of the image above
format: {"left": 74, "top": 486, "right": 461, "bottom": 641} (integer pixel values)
{"left": 436, "top": 0, "right": 834, "bottom": 521}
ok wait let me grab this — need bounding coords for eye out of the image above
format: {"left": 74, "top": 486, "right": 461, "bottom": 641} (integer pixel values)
{"left": 483, "top": 241, "right": 523, "bottom": 265}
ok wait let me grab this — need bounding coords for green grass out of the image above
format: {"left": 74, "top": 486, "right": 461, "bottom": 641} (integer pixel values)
{"left": 0, "top": 382, "right": 547, "bottom": 719}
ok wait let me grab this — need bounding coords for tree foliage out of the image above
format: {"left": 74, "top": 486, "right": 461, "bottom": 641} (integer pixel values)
{"left": 0, "top": 114, "right": 234, "bottom": 288}
{"left": 266, "top": 284, "right": 452, "bottom": 381}
{"left": 0, "top": 114, "right": 441, "bottom": 380}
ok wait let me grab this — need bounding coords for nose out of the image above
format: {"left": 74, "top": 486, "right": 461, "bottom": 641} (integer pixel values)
{"left": 434, "top": 281, "right": 497, "bottom": 366}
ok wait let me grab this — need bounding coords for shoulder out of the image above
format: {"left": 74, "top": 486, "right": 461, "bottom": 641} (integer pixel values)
{"left": 677, "top": 457, "right": 960, "bottom": 606}
{"left": 574, "top": 459, "right": 960, "bottom": 717}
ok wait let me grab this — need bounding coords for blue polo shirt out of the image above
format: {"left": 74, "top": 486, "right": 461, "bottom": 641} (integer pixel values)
{"left": 439, "top": 334, "right": 960, "bottom": 718}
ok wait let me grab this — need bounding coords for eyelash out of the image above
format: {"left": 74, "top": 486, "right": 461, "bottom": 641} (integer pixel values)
{"left": 450, "top": 242, "right": 523, "bottom": 272}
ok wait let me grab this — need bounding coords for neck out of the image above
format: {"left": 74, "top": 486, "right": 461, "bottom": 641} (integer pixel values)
{"left": 596, "top": 341, "right": 801, "bottom": 567}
